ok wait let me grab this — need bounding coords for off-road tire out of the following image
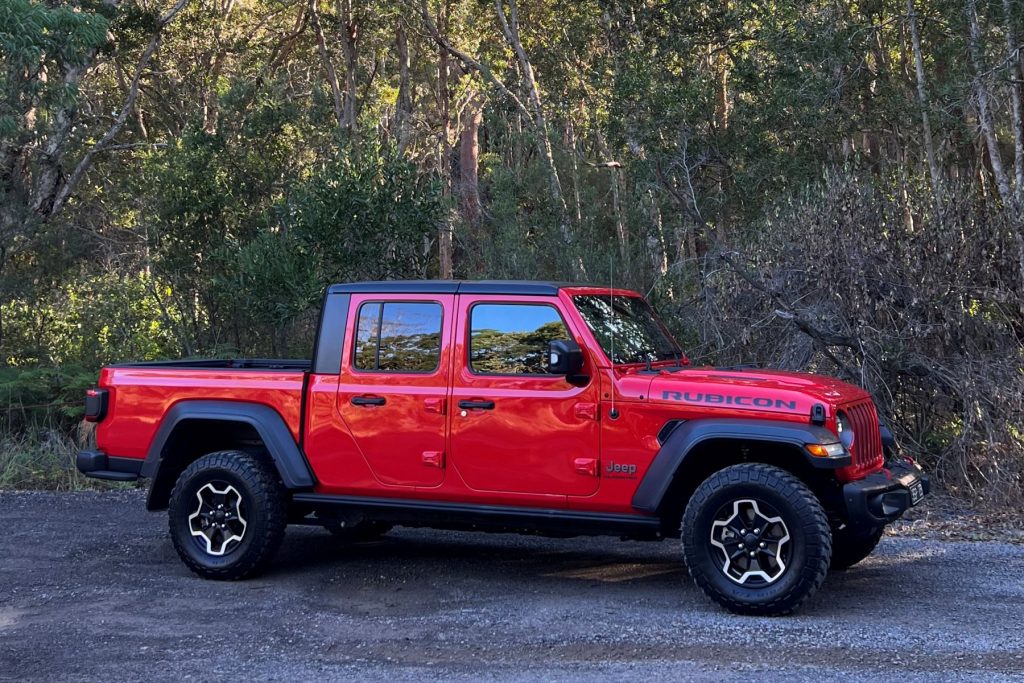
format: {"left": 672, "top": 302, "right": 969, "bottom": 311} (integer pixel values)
{"left": 681, "top": 463, "right": 831, "bottom": 616}
{"left": 324, "top": 521, "right": 393, "bottom": 542}
{"left": 168, "top": 450, "right": 287, "bottom": 580}
{"left": 829, "top": 525, "right": 884, "bottom": 570}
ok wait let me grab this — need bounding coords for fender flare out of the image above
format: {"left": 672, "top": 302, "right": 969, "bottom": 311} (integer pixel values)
{"left": 631, "top": 418, "right": 848, "bottom": 514}
{"left": 140, "top": 400, "right": 316, "bottom": 490}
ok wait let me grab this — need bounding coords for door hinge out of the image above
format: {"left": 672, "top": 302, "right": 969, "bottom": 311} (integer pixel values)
{"left": 574, "top": 402, "right": 598, "bottom": 421}
{"left": 422, "top": 451, "right": 444, "bottom": 468}
{"left": 424, "top": 398, "right": 446, "bottom": 415}
{"left": 573, "top": 457, "right": 599, "bottom": 476}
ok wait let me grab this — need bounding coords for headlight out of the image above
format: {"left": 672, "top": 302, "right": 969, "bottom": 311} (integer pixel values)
{"left": 836, "top": 411, "right": 855, "bottom": 450}
{"left": 806, "top": 442, "right": 846, "bottom": 458}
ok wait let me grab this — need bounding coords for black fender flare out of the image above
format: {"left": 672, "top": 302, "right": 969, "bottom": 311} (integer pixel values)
{"left": 141, "top": 400, "right": 315, "bottom": 502}
{"left": 631, "top": 418, "right": 848, "bottom": 514}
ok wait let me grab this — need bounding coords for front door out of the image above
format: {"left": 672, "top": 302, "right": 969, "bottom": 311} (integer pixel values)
{"left": 448, "top": 296, "right": 601, "bottom": 496}
{"left": 336, "top": 294, "right": 453, "bottom": 487}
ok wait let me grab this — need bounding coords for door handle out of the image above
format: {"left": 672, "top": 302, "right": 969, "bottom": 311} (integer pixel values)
{"left": 351, "top": 396, "right": 386, "bottom": 406}
{"left": 458, "top": 399, "right": 495, "bottom": 410}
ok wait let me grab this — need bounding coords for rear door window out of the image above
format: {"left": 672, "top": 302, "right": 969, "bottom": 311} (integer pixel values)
{"left": 353, "top": 302, "right": 443, "bottom": 372}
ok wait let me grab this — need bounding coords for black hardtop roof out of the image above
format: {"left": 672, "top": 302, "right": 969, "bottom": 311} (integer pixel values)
{"left": 326, "top": 280, "right": 598, "bottom": 296}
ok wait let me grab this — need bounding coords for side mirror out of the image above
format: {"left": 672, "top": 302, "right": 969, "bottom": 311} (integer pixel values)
{"left": 547, "top": 339, "right": 584, "bottom": 375}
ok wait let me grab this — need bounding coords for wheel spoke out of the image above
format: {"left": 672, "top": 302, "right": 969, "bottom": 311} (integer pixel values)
{"left": 710, "top": 498, "right": 791, "bottom": 586}
{"left": 188, "top": 482, "right": 248, "bottom": 556}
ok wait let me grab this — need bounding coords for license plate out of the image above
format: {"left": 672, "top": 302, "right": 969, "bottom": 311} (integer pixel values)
{"left": 908, "top": 478, "right": 925, "bottom": 506}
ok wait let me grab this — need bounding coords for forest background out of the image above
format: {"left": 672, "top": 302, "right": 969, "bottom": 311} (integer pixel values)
{"left": 1, "top": 0, "right": 1022, "bottom": 506}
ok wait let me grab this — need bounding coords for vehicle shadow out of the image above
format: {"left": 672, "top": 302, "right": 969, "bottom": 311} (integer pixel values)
{"left": 263, "top": 527, "right": 953, "bottom": 617}
{"left": 273, "top": 525, "right": 686, "bottom": 585}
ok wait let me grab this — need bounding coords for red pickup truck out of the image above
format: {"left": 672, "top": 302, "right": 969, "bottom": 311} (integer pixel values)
{"left": 78, "top": 280, "right": 928, "bottom": 615}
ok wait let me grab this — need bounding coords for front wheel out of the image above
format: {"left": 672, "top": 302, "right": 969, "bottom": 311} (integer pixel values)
{"left": 168, "top": 450, "right": 287, "bottom": 580}
{"left": 681, "top": 463, "right": 831, "bottom": 616}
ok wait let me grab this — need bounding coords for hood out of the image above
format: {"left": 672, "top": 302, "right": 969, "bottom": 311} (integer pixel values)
{"left": 644, "top": 367, "right": 871, "bottom": 418}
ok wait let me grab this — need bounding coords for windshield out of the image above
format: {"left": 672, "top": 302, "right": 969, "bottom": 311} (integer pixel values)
{"left": 573, "top": 294, "right": 683, "bottom": 365}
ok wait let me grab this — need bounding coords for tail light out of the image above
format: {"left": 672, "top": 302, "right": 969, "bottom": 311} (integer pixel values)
{"left": 84, "top": 388, "right": 109, "bottom": 422}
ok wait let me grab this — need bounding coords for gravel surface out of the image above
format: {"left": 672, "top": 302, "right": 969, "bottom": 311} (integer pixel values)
{"left": 1, "top": 490, "right": 1022, "bottom": 682}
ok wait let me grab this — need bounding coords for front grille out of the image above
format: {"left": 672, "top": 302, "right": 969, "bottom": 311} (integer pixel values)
{"left": 842, "top": 400, "right": 884, "bottom": 475}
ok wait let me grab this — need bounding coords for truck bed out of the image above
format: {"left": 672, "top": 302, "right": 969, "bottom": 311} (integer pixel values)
{"left": 109, "top": 358, "right": 311, "bottom": 370}
{"left": 95, "top": 360, "right": 308, "bottom": 460}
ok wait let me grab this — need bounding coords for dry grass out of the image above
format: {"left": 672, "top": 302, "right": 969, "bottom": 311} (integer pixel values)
{"left": 0, "top": 423, "right": 127, "bottom": 491}
{"left": 888, "top": 493, "right": 1024, "bottom": 544}
{"left": 666, "top": 173, "right": 1024, "bottom": 508}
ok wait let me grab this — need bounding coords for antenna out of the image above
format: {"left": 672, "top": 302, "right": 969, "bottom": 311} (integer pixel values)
{"left": 609, "top": 252, "right": 619, "bottom": 419}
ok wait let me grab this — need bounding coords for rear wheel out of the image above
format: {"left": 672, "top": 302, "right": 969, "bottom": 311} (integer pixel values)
{"left": 681, "top": 463, "right": 831, "bottom": 616}
{"left": 168, "top": 450, "right": 287, "bottom": 580}
{"left": 830, "top": 525, "right": 884, "bottom": 570}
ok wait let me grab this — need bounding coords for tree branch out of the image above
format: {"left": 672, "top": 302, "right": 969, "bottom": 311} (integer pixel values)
{"left": 47, "top": 0, "right": 191, "bottom": 219}
{"left": 308, "top": 0, "right": 345, "bottom": 128}
{"left": 414, "top": 0, "right": 532, "bottom": 120}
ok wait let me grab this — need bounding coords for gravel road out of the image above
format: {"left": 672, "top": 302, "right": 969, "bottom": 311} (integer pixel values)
{"left": 1, "top": 490, "right": 1022, "bottom": 682}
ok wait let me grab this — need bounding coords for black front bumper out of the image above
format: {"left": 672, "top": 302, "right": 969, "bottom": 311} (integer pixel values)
{"left": 76, "top": 450, "right": 143, "bottom": 482}
{"left": 843, "top": 460, "right": 930, "bottom": 529}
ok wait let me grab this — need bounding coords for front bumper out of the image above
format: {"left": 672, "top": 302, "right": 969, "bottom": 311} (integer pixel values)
{"left": 76, "top": 450, "right": 143, "bottom": 482}
{"left": 842, "top": 459, "right": 930, "bottom": 529}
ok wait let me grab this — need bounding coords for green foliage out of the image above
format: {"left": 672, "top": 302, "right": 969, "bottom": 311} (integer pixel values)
{"left": 285, "top": 145, "right": 441, "bottom": 284}
{"left": 0, "top": 270, "right": 183, "bottom": 432}
{"left": 0, "top": 0, "right": 109, "bottom": 142}
{"left": 466, "top": 151, "right": 567, "bottom": 279}
{"left": 141, "top": 129, "right": 443, "bottom": 354}
{"left": 1, "top": 0, "right": 1023, "bottom": 501}
{"left": 1, "top": 270, "right": 182, "bottom": 368}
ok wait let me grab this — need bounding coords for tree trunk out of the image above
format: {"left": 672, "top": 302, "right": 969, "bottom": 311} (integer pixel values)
{"left": 395, "top": 17, "right": 412, "bottom": 154}
{"left": 713, "top": 47, "right": 730, "bottom": 131}
{"left": 967, "top": 0, "right": 1014, "bottom": 205}
{"left": 308, "top": 0, "right": 345, "bottom": 128}
{"left": 30, "top": 62, "right": 92, "bottom": 215}
{"left": 566, "top": 118, "right": 583, "bottom": 224}
{"left": 595, "top": 129, "right": 626, "bottom": 258}
{"left": 459, "top": 93, "right": 484, "bottom": 226}
{"left": 908, "top": 0, "right": 944, "bottom": 213}
{"left": 203, "top": 51, "right": 227, "bottom": 134}
{"left": 1002, "top": 0, "right": 1024, "bottom": 205}
{"left": 646, "top": 188, "right": 668, "bottom": 276}
{"left": 419, "top": 0, "right": 580, "bottom": 273}
{"left": 437, "top": 0, "right": 454, "bottom": 278}
{"left": 493, "top": 0, "right": 571, "bottom": 242}
{"left": 338, "top": 0, "right": 359, "bottom": 132}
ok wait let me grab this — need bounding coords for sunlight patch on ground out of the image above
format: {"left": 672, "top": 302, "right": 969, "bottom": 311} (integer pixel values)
{"left": 545, "top": 562, "right": 682, "bottom": 582}
{"left": 0, "top": 608, "right": 25, "bottom": 630}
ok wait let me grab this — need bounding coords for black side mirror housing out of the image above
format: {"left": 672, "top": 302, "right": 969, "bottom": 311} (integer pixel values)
{"left": 547, "top": 339, "right": 584, "bottom": 375}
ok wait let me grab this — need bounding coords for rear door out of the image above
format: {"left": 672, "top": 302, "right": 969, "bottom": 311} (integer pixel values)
{"left": 336, "top": 293, "right": 453, "bottom": 487}
{"left": 448, "top": 295, "right": 601, "bottom": 496}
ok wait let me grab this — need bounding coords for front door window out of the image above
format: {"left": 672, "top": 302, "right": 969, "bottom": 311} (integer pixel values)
{"left": 468, "top": 303, "right": 568, "bottom": 375}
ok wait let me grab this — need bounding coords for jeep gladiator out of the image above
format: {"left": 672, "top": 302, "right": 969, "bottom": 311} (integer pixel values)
{"left": 78, "top": 280, "right": 929, "bottom": 615}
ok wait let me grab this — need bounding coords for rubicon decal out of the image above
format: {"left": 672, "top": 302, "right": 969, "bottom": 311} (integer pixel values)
{"left": 661, "top": 391, "right": 798, "bottom": 411}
